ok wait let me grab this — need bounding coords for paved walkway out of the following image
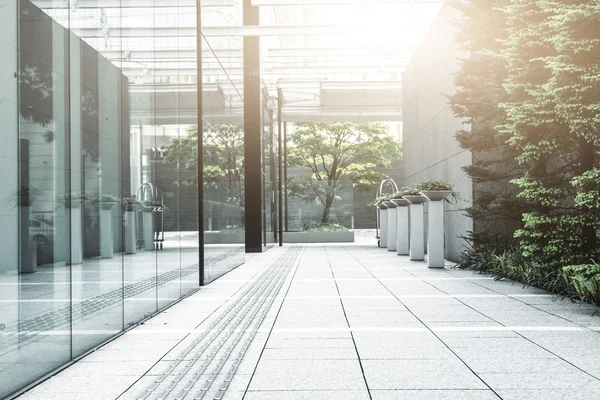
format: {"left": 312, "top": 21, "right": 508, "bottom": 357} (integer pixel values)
{"left": 19, "top": 243, "right": 600, "bottom": 400}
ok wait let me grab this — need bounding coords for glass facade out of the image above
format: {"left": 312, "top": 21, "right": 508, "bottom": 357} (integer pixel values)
{"left": 0, "top": 1, "right": 247, "bottom": 398}
{"left": 262, "top": 90, "right": 278, "bottom": 248}
{"left": 201, "top": 2, "right": 246, "bottom": 281}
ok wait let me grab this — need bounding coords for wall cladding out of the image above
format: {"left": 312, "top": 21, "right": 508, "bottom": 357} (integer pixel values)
{"left": 402, "top": 4, "right": 472, "bottom": 262}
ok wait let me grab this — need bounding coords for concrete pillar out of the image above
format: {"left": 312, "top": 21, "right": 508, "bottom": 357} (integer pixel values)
{"left": 387, "top": 206, "right": 397, "bottom": 252}
{"left": 124, "top": 210, "right": 136, "bottom": 254}
{"left": 427, "top": 200, "right": 445, "bottom": 268}
{"left": 69, "top": 202, "right": 83, "bottom": 265}
{"left": 396, "top": 204, "right": 410, "bottom": 256}
{"left": 409, "top": 204, "right": 424, "bottom": 261}
{"left": 143, "top": 210, "right": 154, "bottom": 251}
{"left": 100, "top": 208, "right": 114, "bottom": 258}
{"left": 379, "top": 208, "right": 388, "bottom": 248}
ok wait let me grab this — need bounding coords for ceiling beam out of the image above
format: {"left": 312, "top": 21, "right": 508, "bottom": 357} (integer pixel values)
{"left": 75, "top": 23, "right": 428, "bottom": 38}
{"left": 253, "top": 0, "right": 439, "bottom": 4}
{"left": 267, "top": 47, "right": 416, "bottom": 57}
{"left": 123, "top": 64, "right": 406, "bottom": 77}
{"left": 98, "top": 48, "right": 412, "bottom": 62}
{"left": 100, "top": 48, "right": 241, "bottom": 61}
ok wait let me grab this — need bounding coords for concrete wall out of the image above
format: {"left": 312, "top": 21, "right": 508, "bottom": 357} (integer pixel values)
{"left": 402, "top": 3, "right": 472, "bottom": 262}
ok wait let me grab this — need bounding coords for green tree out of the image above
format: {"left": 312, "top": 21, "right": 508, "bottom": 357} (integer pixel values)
{"left": 287, "top": 122, "right": 402, "bottom": 224}
{"left": 499, "top": 0, "right": 599, "bottom": 269}
{"left": 448, "top": 0, "right": 527, "bottom": 245}
{"left": 161, "top": 124, "right": 244, "bottom": 204}
{"left": 543, "top": 0, "right": 600, "bottom": 255}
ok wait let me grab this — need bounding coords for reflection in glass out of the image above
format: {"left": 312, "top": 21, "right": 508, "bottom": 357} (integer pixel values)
{"left": 200, "top": 33, "right": 245, "bottom": 282}
{"left": 0, "top": 1, "right": 204, "bottom": 397}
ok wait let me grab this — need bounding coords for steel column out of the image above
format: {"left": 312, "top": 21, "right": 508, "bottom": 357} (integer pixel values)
{"left": 277, "top": 88, "right": 283, "bottom": 246}
{"left": 197, "top": 0, "right": 206, "bottom": 285}
{"left": 283, "top": 121, "right": 289, "bottom": 232}
{"left": 243, "top": 0, "right": 263, "bottom": 252}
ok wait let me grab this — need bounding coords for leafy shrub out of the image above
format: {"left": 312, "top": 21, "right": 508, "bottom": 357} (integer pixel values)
{"left": 397, "top": 186, "right": 421, "bottom": 196}
{"left": 417, "top": 180, "right": 454, "bottom": 191}
{"left": 370, "top": 193, "right": 393, "bottom": 207}
{"left": 303, "top": 223, "right": 349, "bottom": 232}
{"left": 94, "top": 194, "right": 119, "bottom": 203}
{"left": 223, "top": 225, "right": 245, "bottom": 232}
{"left": 61, "top": 191, "right": 88, "bottom": 200}
{"left": 5, "top": 185, "right": 44, "bottom": 207}
{"left": 563, "top": 264, "right": 600, "bottom": 306}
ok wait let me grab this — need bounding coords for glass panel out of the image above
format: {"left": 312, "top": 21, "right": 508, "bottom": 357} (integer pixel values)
{"left": 0, "top": 0, "right": 204, "bottom": 396}
{"left": 201, "top": 28, "right": 245, "bottom": 282}
{"left": 262, "top": 91, "right": 277, "bottom": 249}
{"left": 66, "top": 1, "right": 124, "bottom": 356}
{"left": 176, "top": 4, "right": 200, "bottom": 298}
{"left": 0, "top": 1, "right": 72, "bottom": 395}
{"left": 286, "top": 179, "right": 355, "bottom": 232}
{"left": 122, "top": 5, "right": 159, "bottom": 326}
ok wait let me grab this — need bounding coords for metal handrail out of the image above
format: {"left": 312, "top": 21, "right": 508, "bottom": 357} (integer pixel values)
{"left": 375, "top": 179, "right": 398, "bottom": 241}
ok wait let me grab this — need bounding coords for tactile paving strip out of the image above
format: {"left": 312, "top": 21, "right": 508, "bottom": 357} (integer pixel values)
{"left": 134, "top": 246, "right": 302, "bottom": 400}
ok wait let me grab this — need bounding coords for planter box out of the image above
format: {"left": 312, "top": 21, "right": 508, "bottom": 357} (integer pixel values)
{"left": 387, "top": 206, "right": 397, "bottom": 252}
{"left": 204, "top": 231, "right": 245, "bottom": 245}
{"left": 420, "top": 190, "right": 453, "bottom": 202}
{"left": 283, "top": 231, "right": 355, "bottom": 243}
{"left": 420, "top": 191, "right": 453, "bottom": 269}
{"left": 124, "top": 210, "right": 137, "bottom": 254}
{"left": 379, "top": 208, "right": 388, "bottom": 248}
{"left": 143, "top": 211, "right": 154, "bottom": 251}
{"left": 392, "top": 200, "right": 410, "bottom": 255}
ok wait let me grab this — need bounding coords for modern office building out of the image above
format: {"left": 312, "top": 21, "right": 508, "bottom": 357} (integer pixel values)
{"left": 0, "top": 1, "right": 245, "bottom": 397}
{"left": 0, "top": 0, "right": 442, "bottom": 398}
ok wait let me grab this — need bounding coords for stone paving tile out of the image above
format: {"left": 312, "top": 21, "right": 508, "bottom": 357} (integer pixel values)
{"left": 341, "top": 297, "right": 406, "bottom": 307}
{"left": 357, "top": 344, "right": 456, "bottom": 360}
{"left": 248, "top": 359, "right": 366, "bottom": 391}
{"left": 362, "top": 359, "right": 487, "bottom": 390}
{"left": 478, "top": 371, "right": 600, "bottom": 390}
{"left": 427, "top": 321, "right": 504, "bottom": 329}
{"left": 273, "top": 316, "right": 349, "bottom": 328}
{"left": 370, "top": 390, "right": 500, "bottom": 400}
{"left": 346, "top": 310, "right": 423, "bottom": 327}
{"left": 21, "top": 375, "right": 140, "bottom": 400}
{"left": 459, "top": 356, "right": 578, "bottom": 374}
{"left": 497, "top": 389, "right": 600, "bottom": 400}
{"left": 15, "top": 244, "right": 600, "bottom": 400}
{"left": 434, "top": 330, "right": 522, "bottom": 339}
{"left": 53, "top": 360, "right": 153, "bottom": 377}
{"left": 260, "top": 346, "right": 358, "bottom": 360}
{"left": 450, "top": 345, "right": 554, "bottom": 361}
{"left": 265, "top": 336, "right": 355, "bottom": 349}
{"left": 442, "top": 336, "right": 552, "bottom": 352}
{"left": 242, "top": 390, "right": 371, "bottom": 399}
{"left": 268, "top": 330, "right": 353, "bottom": 339}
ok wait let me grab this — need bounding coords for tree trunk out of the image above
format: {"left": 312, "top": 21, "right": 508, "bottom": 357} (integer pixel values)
{"left": 321, "top": 193, "right": 334, "bottom": 224}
